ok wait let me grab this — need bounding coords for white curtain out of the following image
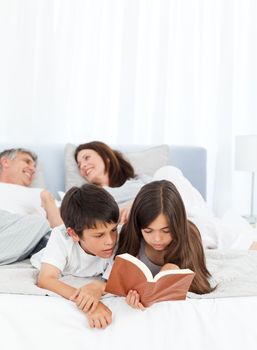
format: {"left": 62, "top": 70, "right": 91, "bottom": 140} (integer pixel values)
{"left": 0, "top": 0, "right": 257, "bottom": 215}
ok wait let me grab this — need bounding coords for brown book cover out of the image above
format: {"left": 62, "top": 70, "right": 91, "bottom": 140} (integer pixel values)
{"left": 105, "top": 253, "right": 195, "bottom": 307}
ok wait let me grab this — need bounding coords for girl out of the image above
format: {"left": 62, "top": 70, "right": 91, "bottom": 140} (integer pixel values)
{"left": 116, "top": 179, "right": 215, "bottom": 309}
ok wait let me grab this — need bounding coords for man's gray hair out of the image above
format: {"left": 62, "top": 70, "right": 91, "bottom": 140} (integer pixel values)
{"left": 0, "top": 148, "right": 37, "bottom": 171}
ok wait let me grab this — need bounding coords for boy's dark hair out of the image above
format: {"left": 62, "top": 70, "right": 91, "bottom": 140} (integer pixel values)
{"left": 60, "top": 183, "right": 119, "bottom": 237}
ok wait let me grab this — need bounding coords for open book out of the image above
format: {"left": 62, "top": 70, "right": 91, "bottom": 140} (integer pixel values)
{"left": 105, "top": 253, "right": 195, "bottom": 307}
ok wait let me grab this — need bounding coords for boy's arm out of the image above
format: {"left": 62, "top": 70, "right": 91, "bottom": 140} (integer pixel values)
{"left": 70, "top": 279, "right": 106, "bottom": 313}
{"left": 37, "top": 263, "right": 76, "bottom": 299}
{"left": 38, "top": 263, "right": 106, "bottom": 313}
{"left": 86, "top": 301, "right": 112, "bottom": 329}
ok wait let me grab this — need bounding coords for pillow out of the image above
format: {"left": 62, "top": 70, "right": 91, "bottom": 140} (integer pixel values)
{"left": 64, "top": 143, "right": 169, "bottom": 191}
{"left": 123, "top": 145, "right": 169, "bottom": 176}
{"left": 64, "top": 143, "right": 87, "bottom": 190}
{"left": 30, "top": 161, "right": 46, "bottom": 189}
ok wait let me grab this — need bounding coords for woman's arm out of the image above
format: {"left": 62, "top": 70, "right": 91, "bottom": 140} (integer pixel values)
{"left": 119, "top": 200, "right": 133, "bottom": 224}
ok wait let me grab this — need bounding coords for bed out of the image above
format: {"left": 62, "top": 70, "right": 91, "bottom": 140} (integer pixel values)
{"left": 1, "top": 143, "right": 257, "bottom": 350}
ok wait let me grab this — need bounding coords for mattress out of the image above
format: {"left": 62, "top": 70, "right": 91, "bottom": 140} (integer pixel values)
{"left": 1, "top": 293, "right": 257, "bottom": 350}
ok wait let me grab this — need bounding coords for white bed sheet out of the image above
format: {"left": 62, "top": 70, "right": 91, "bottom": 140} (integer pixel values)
{"left": 1, "top": 293, "right": 257, "bottom": 350}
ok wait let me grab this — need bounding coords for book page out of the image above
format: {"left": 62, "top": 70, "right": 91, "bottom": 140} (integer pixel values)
{"left": 153, "top": 268, "right": 194, "bottom": 282}
{"left": 118, "top": 253, "right": 154, "bottom": 281}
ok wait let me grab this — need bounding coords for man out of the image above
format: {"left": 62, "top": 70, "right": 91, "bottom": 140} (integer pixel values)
{"left": 0, "top": 148, "right": 37, "bottom": 186}
{"left": 0, "top": 148, "right": 45, "bottom": 216}
{"left": 0, "top": 148, "right": 57, "bottom": 265}
{"left": 0, "top": 147, "right": 62, "bottom": 226}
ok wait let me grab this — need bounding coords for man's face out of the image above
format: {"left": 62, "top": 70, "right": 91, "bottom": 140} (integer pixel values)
{"left": 0, "top": 152, "right": 36, "bottom": 186}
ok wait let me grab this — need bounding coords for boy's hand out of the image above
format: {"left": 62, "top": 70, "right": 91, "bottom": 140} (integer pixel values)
{"left": 86, "top": 301, "right": 112, "bottom": 329}
{"left": 126, "top": 290, "right": 145, "bottom": 310}
{"left": 70, "top": 280, "right": 105, "bottom": 313}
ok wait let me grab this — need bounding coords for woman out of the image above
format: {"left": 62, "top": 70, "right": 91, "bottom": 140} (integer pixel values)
{"left": 74, "top": 141, "right": 151, "bottom": 217}
{"left": 74, "top": 141, "right": 209, "bottom": 223}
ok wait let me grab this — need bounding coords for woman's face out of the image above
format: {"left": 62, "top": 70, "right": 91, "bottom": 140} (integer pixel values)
{"left": 76, "top": 149, "right": 109, "bottom": 186}
{"left": 141, "top": 213, "right": 172, "bottom": 251}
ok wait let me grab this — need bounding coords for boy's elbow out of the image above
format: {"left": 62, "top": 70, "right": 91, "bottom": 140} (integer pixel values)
{"left": 37, "top": 274, "right": 50, "bottom": 289}
{"left": 37, "top": 276, "right": 45, "bottom": 289}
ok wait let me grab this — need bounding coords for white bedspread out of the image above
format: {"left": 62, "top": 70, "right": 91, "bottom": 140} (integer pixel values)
{"left": 1, "top": 293, "right": 257, "bottom": 350}
{"left": 1, "top": 252, "right": 257, "bottom": 349}
{"left": 1, "top": 250, "right": 257, "bottom": 299}
{"left": 190, "top": 249, "right": 257, "bottom": 298}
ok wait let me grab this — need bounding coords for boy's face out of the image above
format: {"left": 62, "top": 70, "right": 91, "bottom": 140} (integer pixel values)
{"left": 78, "top": 221, "right": 118, "bottom": 258}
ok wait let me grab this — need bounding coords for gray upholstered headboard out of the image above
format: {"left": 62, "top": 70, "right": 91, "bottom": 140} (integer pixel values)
{"left": 169, "top": 145, "right": 207, "bottom": 200}
{"left": 0, "top": 143, "right": 207, "bottom": 200}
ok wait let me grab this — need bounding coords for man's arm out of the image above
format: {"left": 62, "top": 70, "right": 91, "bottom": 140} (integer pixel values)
{"left": 40, "top": 190, "right": 63, "bottom": 228}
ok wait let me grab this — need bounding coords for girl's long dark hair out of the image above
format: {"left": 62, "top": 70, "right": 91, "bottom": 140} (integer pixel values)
{"left": 75, "top": 141, "right": 135, "bottom": 187}
{"left": 116, "top": 180, "right": 214, "bottom": 294}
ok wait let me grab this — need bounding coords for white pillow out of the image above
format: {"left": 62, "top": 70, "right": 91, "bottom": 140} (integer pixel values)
{"left": 64, "top": 143, "right": 169, "bottom": 191}
{"left": 123, "top": 145, "right": 169, "bottom": 176}
{"left": 64, "top": 143, "right": 86, "bottom": 190}
{"left": 30, "top": 161, "right": 46, "bottom": 189}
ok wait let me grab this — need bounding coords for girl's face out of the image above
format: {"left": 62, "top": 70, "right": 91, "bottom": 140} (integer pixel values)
{"left": 141, "top": 213, "right": 172, "bottom": 251}
{"left": 76, "top": 149, "right": 109, "bottom": 186}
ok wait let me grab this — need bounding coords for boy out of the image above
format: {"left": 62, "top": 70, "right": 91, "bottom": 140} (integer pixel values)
{"left": 31, "top": 183, "right": 119, "bottom": 329}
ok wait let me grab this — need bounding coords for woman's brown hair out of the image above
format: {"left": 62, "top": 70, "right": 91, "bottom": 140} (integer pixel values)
{"left": 116, "top": 180, "right": 215, "bottom": 294}
{"left": 74, "top": 141, "right": 135, "bottom": 187}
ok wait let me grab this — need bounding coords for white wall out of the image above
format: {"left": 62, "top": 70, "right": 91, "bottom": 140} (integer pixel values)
{"left": 0, "top": 0, "right": 257, "bottom": 216}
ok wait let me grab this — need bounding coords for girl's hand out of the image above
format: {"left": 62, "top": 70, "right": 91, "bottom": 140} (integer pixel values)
{"left": 126, "top": 290, "right": 145, "bottom": 310}
{"left": 160, "top": 263, "right": 180, "bottom": 272}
